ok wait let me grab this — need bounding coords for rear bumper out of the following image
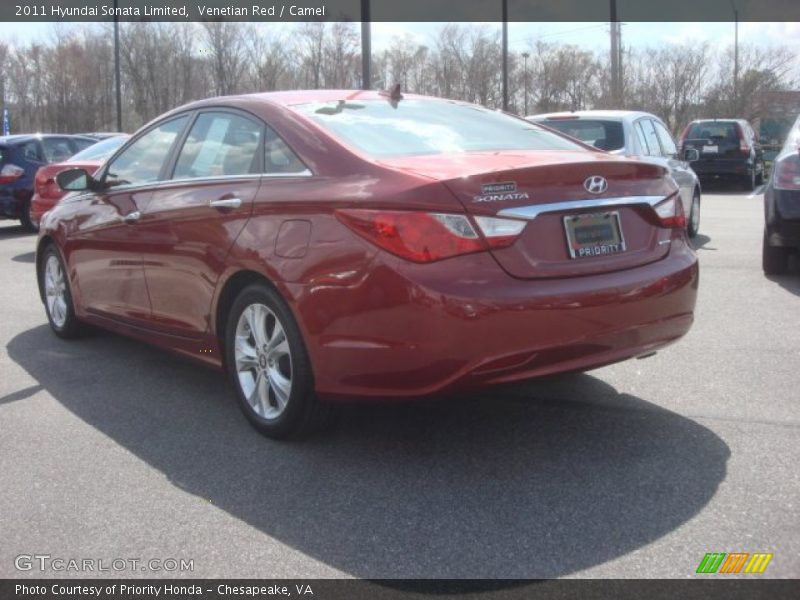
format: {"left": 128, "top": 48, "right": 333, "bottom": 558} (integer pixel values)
{"left": 294, "top": 235, "right": 699, "bottom": 400}
{"left": 29, "top": 193, "right": 54, "bottom": 225}
{"left": 0, "top": 186, "right": 29, "bottom": 219}
{"left": 690, "top": 158, "right": 751, "bottom": 178}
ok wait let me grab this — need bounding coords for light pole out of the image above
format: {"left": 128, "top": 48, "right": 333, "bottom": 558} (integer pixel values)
{"left": 361, "top": 0, "right": 371, "bottom": 90}
{"left": 113, "top": 0, "right": 122, "bottom": 131}
{"left": 522, "top": 52, "right": 530, "bottom": 116}
{"left": 502, "top": 0, "right": 508, "bottom": 111}
{"left": 731, "top": 0, "right": 739, "bottom": 114}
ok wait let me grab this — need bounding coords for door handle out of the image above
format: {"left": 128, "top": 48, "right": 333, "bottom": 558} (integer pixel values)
{"left": 123, "top": 211, "right": 141, "bottom": 224}
{"left": 210, "top": 198, "right": 242, "bottom": 209}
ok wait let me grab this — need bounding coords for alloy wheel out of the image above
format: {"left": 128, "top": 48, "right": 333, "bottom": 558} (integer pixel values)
{"left": 44, "top": 255, "right": 68, "bottom": 328}
{"left": 234, "top": 303, "right": 293, "bottom": 420}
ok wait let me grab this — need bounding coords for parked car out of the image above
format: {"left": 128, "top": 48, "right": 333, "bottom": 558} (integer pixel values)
{"left": 37, "top": 91, "right": 698, "bottom": 438}
{"left": 763, "top": 113, "right": 800, "bottom": 274}
{"left": 528, "top": 110, "right": 702, "bottom": 237}
{"left": 79, "top": 132, "right": 126, "bottom": 141}
{"left": 679, "top": 118, "right": 765, "bottom": 190}
{"left": 30, "top": 135, "right": 130, "bottom": 230}
{"left": 1, "top": 134, "right": 99, "bottom": 231}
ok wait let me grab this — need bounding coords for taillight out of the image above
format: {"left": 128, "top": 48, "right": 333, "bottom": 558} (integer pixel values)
{"left": 773, "top": 154, "right": 800, "bottom": 190}
{"left": 654, "top": 195, "right": 686, "bottom": 229}
{"left": 0, "top": 164, "right": 24, "bottom": 185}
{"left": 335, "top": 209, "right": 526, "bottom": 263}
{"left": 736, "top": 123, "right": 750, "bottom": 156}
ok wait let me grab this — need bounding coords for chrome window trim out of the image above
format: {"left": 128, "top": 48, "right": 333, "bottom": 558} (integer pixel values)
{"left": 497, "top": 196, "right": 666, "bottom": 221}
{"left": 97, "top": 171, "right": 315, "bottom": 193}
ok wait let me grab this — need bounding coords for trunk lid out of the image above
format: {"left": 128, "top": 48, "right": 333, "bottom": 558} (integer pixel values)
{"left": 379, "top": 150, "right": 677, "bottom": 279}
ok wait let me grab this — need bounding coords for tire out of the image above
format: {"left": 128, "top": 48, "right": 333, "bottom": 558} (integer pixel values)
{"left": 224, "top": 282, "right": 333, "bottom": 439}
{"left": 742, "top": 169, "right": 756, "bottom": 192}
{"left": 762, "top": 231, "right": 789, "bottom": 275}
{"left": 40, "top": 245, "right": 85, "bottom": 338}
{"left": 687, "top": 189, "right": 701, "bottom": 238}
{"left": 20, "top": 198, "right": 38, "bottom": 232}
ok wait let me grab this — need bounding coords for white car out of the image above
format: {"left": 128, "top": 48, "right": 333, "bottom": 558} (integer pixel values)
{"left": 528, "top": 110, "right": 702, "bottom": 238}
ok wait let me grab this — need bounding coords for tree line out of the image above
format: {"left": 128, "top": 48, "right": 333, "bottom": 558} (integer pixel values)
{"left": 0, "top": 22, "right": 795, "bottom": 136}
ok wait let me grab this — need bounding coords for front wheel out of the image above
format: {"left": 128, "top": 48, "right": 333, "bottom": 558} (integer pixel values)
{"left": 225, "top": 283, "right": 333, "bottom": 439}
{"left": 40, "top": 245, "right": 85, "bottom": 338}
{"left": 687, "top": 190, "right": 700, "bottom": 238}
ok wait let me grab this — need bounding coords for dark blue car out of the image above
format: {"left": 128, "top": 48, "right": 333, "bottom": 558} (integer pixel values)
{"left": 1, "top": 134, "right": 98, "bottom": 231}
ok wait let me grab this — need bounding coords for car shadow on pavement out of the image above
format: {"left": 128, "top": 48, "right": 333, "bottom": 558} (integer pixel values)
{"left": 7, "top": 325, "right": 731, "bottom": 578}
{"left": 0, "top": 224, "right": 36, "bottom": 239}
{"left": 766, "top": 255, "right": 800, "bottom": 295}
{"left": 690, "top": 234, "right": 714, "bottom": 251}
{"left": 11, "top": 251, "right": 35, "bottom": 264}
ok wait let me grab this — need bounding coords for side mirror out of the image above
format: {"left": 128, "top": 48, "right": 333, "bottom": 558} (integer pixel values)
{"left": 683, "top": 148, "right": 699, "bottom": 162}
{"left": 56, "top": 168, "right": 92, "bottom": 191}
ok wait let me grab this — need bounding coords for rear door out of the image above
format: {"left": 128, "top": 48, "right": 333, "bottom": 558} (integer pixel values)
{"left": 135, "top": 110, "right": 265, "bottom": 338}
{"left": 650, "top": 118, "right": 696, "bottom": 214}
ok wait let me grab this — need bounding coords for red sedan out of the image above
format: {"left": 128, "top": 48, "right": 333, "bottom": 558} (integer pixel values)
{"left": 37, "top": 91, "right": 698, "bottom": 438}
{"left": 30, "top": 135, "right": 129, "bottom": 229}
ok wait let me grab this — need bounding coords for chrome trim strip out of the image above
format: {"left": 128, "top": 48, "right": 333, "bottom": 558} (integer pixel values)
{"left": 497, "top": 196, "right": 666, "bottom": 221}
{"left": 102, "top": 171, "right": 315, "bottom": 193}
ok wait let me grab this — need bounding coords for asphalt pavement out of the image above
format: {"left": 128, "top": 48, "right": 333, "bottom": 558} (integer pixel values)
{"left": 1, "top": 185, "right": 798, "bottom": 579}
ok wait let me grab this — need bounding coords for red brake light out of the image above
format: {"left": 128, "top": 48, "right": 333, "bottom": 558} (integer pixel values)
{"left": 736, "top": 123, "right": 750, "bottom": 156}
{"left": 0, "top": 164, "right": 24, "bottom": 184}
{"left": 773, "top": 154, "right": 800, "bottom": 190}
{"left": 336, "top": 209, "right": 486, "bottom": 263}
{"left": 654, "top": 195, "right": 686, "bottom": 229}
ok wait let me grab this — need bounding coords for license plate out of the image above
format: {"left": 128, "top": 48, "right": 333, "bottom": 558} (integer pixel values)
{"left": 563, "top": 212, "right": 626, "bottom": 259}
{"left": 702, "top": 145, "right": 718, "bottom": 154}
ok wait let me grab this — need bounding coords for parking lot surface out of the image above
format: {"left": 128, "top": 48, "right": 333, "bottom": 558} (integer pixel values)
{"left": 1, "top": 187, "right": 799, "bottom": 579}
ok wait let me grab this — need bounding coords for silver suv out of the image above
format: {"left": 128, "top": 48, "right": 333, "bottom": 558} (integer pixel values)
{"left": 528, "top": 110, "right": 702, "bottom": 238}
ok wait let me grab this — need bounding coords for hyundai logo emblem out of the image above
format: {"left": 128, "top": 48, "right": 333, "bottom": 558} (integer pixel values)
{"left": 584, "top": 176, "right": 608, "bottom": 194}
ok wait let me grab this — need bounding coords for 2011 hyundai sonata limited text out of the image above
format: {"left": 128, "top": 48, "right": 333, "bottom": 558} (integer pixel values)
{"left": 37, "top": 90, "right": 699, "bottom": 438}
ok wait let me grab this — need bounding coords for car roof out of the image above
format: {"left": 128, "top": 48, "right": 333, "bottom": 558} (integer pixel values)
{"left": 0, "top": 133, "right": 97, "bottom": 145}
{"left": 689, "top": 118, "right": 748, "bottom": 124}
{"left": 528, "top": 110, "right": 658, "bottom": 122}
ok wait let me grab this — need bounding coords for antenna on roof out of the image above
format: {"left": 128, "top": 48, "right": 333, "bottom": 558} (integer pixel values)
{"left": 379, "top": 83, "right": 403, "bottom": 107}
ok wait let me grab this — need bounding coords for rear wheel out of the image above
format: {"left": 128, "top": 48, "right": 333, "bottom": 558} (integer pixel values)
{"left": 762, "top": 231, "right": 789, "bottom": 275}
{"left": 742, "top": 169, "right": 756, "bottom": 192}
{"left": 40, "top": 245, "right": 85, "bottom": 338}
{"left": 687, "top": 190, "right": 700, "bottom": 238}
{"left": 225, "top": 283, "right": 333, "bottom": 439}
{"left": 20, "top": 199, "right": 38, "bottom": 232}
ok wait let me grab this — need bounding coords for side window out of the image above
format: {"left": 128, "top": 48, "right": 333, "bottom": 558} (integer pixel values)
{"left": 264, "top": 126, "right": 308, "bottom": 175}
{"left": 652, "top": 120, "right": 678, "bottom": 157}
{"left": 634, "top": 122, "right": 651, "bottom": 156}
{"left": 173, "top": 112, "right": 263, "bottom": 179}
{"left": 639, "top": 119, "right": 663, "bottom": 157}
{"left": 105, "top": 116, "right": 189, "bottom": 187}
{"left": 21, "top": 141, "right": 45, "bottom": 163}
{"left": 42, "top": 138, "right": 76, "bottom": 163}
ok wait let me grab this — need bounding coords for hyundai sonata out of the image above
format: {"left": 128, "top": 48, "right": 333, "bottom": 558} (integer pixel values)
{"left": 37, "top": 91, "right": 699, "bottom": 438}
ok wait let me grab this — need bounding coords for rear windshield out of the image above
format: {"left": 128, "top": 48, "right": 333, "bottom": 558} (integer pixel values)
{"left": 686, "top": 122, "right": 739, "bottom": 141}
{"left": 68, "top": 136, "right": 128, "bottom": 162}
{"left": 539, "top": 119, "right": 625, "bottom": 151}
{"left": 293, "top": 99, "right": 583, "bottom": 158}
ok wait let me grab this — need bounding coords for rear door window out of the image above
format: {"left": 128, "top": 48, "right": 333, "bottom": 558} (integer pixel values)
{"left": 652, "top": 120, "right": 678, "bottom": 157}
{"left": 20, "top": 141, "right": 45, "bottom": 163}
{"left": 105, "top": 116, "right": 189, "bottom": 187}
{"left": 43, "top": 138, "right": 77, "bottom": 163}
{"left": 173, "top": 112, "right": 264, "bottom": 179}
{"left": 637, "top": 119, "right": 663, "bottom": 157}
